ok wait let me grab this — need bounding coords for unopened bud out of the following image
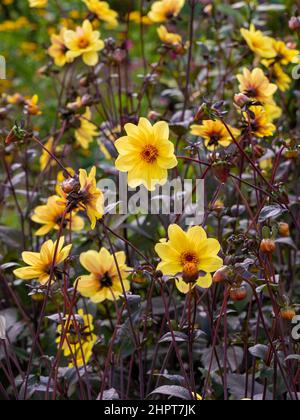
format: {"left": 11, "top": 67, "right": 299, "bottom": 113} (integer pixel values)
{"left": 289, "top": 17, "right": 300, "bottom": 31}
{"left": 260, "top": 239, "right": 276, "bottom": 254}
{"left": 234, "top": 93, "right": 251, "bottom": 108}
{"left": 61, "top": 177, "right": 80, "bottom": 194}
{"left": 278, "top": 222, "right": 290, "bottom": 237}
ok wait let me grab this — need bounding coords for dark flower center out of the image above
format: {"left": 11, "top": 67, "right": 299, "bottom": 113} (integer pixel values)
{"left": 208, "top": 133, "right": 222, "bottom": 146}
{"left": 100, "top": 272, "right": 113, "bottom": 288}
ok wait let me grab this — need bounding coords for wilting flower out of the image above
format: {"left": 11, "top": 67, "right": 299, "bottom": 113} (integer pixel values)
{"left": 29, "top": 0, "right": 48, "bottom": 8}
{"left": 48, "top": 28, "right": 69, "bottom": 67}
{"left": 75, "top": 108, "right": 98, "bottom": 149}
{"left": 14, "top": 237, "right": 72, "bottom": 284}
{"left": 240, "top": 24, "right": 275, "bottom": 58}
{"left": 157, "top": 25, "right": 182, "bottom": 45}
{"left": 82, "top": 0, "right": 118, "bottom": 28}
{"left": 32, "top": 196, "right": 84, "bottom": 236}
{"left": 155, "top": 224, "right": 223, "bottom": 293}
{"left": 237, "top": 68, "right": 277, "bottom": 104}
{"left": 115, "top": 118, "right": 177, "bottom": 191}
{"left": 77, "top": 167, "right": 104, "bottom": 229}
{"left": 25, "top": 94, "right": 42, "bottom": 115}
{"left": 76, "top": 248, "right": 131, "bottom": 303}
{"left": 244, "top": 106, "right": 276, "bottom": 138}
{"left": 272, "top": 64, "right": 291, "bottom": 92}
{"left": 191, "top": 120, "right": 240, "bottom": 150}
{"left": 56, "top": 309, "right": 97, "bottom": 367}
{"left": 64, "top": 20, "right": 104, "bottom": 66}
{"left": 148, "top": 0, "right": 185, "bottom": 23}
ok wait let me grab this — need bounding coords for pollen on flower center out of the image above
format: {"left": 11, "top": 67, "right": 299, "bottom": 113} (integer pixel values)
{"left": 78, "top": 37, "right": 90, "bottom": 49}
{"left": 181, "top": 251, "right": 199, "bottom": 266}
{"left": 141, "top": 144, "right": 159, "bottom": 164}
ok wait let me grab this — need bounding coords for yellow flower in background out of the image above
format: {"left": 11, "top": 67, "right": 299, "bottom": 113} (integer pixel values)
{"left": 237, "top": 68, "right": 277, "bottom": 104}
{"left": 76, "top": 248, "right": 131, "bottom": 303}
{"left": 13, "top": 237, "right": 72, "bottom": 284}
{"left": 115, "top": 118, "right": 177, "bottom": 191}
{"left": 0, "top": 17, "right": 30, "bottom": 32}
{"left": 82, "top": 0, "right": 118, "bottom": 28}
{"left": 29, "top": 0, "right": 47, "bottom": 7}
{"left": 271, "top": 40, "right": 299, "bottom": 65}
{"left": 56, "top": 309, "right": 97, "bottom": 367}
{"left": 155, "top": 225, "right": 223, "bottom": 293}
{"left": 40, "top": 137, "right": 61, "bottom": 171}
{"left": 77, "top": 166, "right": 104, "bottom": 229}
{"left": 245, "top": 106, "right": 276, "bottom": 138}
{"left": 148, "top": 0, "right": 185, "bottom": 23}
{"left": 191, "top": 120, "right": 240, "bottom": 150}
{"left": 31, "top": 195, "right": 84, "bottom": 236}
{"left": 240, "top": 24, "right": 275, "bottom": 58}
{"left": 157, "top": 25, "right": 182, "bottom": 45}
{"left": 25, "top": 94, "right": 42, "bottom": 115}
{"left": 75, "top": 108, "right": 98, "bottom": 149}
{"left": 259, "top": 155, "right": 274, "bottom": 171}
{"left": 128, "top": 11, "right": 153, "bottom": 25}
{"left": 64, "top": 20, "right": 104, "bottom": 66}
{"left": 272, "top": 64, "right": 291, "bottom": 92}
{"left": 48, "top": 29, "right": 69, "bottom": 67}
{"left": 264, "top": 102, "right": 282, "bottom": 121}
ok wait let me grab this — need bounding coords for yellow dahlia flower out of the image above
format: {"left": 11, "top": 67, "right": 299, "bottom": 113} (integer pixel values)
{"left": 56, "top": 309, "right": 97, "bottom": 367}
{"left": 115, "top": 118, "right": 178, "bottom": 191}
{"left": 240, "top": 24, "right": 275, "bottom": 58}
{"left": 29, "top": 0, "right": 48, "bottom": 8}
{"left": 31, "top": 195, "right": 84, "bottom": 236}
{"left": 82, "top": 0, "right": 118, "bottom": 28}
{"left": 155, "top": 224, "right": 223, "bottom": 293}
{"left": 48, "top": 28, "right": 69, "bottom": 67}
{"left": 64, "top": 20, "right": 104, "bottom": 66}
{"left": 76, "top": 248, "right": 131, "bottom": 303}
{"left": 25, "top": 94, "right": 42, "bottom": 116}
{"left": 271, "top": 40, "right": 299, "bottom": 66}
{"left": 157, "top": 25, "right": 182, "bottom": 45}
{"left": 245, "top": 106, "right": 276, "bottom": 138}
{"left": 237, "top": 68, "right": 277, "bottom": 104}
{"left": 40, "top": 137, "right": 63, "bottom": 171}
{"left": 191, "top": 120, "right": 240, "bottom": 150}
{"left": 272, "top": 64, "right": 292, "bottom": 92}
{"left": 75, "top": 108, "right": 98, "bottom": 149}
{"left": 77, "top": 166, "right": 104, "bottom": 229}
{"left": 148, "top": 0, "right": 185, "bottom": 23}
{"left": 128, "top": 11, "right": 153, "bottom": 25}
{"left": 13, "top": 237, "right": 72, "bottom": 284}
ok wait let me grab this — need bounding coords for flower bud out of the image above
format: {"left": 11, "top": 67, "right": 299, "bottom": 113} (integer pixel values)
{"left": 230, "top": 286, "right": 247, "bottom": 302}
{"left": 278, "top": 222, "right": 290, "bottom": 237}
{"left": 61, "top": 177, "right": 80, "bottom": 194}
{"left": 234, "top": 93, "right": 251, "bottom": 108}
{"left": 289, "top": 17, "right": 300, "bottom": 31}
{"left": 213, "top": 266, "right": 230, "bottom": 283}
{"left": 280, "top": 307, "right": 296, "bottom": 321}
{"left": 260, "top": 239, "right": 276, "bottom": 254}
